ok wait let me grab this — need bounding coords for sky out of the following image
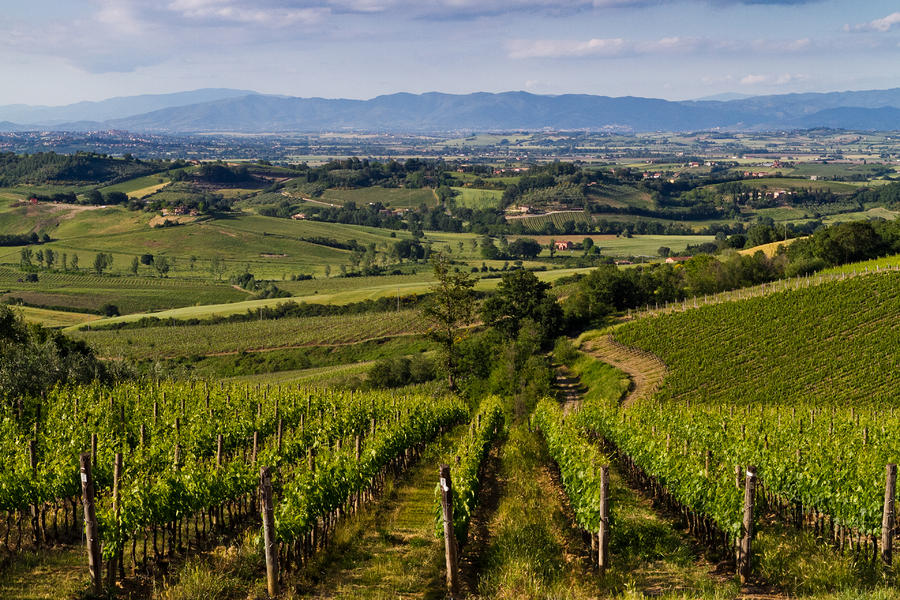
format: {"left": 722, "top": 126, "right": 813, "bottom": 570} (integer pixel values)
{"left": 2, "top": 0, "right": 900, "bottom": 106}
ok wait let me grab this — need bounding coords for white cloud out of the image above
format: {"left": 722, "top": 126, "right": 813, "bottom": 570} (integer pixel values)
{"left": 847, "top": 12, "right": 900, "bottom": 33}
{"left": 508, "top": 35, "right": 816, "bottom": 59}
{"left": 740, "top": 72, "right": 807, "bottom": 86}
{"left": 167, "top": 0, "right": 329, "bottom": 25}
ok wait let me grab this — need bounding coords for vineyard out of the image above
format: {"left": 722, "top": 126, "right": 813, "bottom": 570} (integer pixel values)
{"left": 565, "top": 270, "right": 900, "bottom": 589}
{"left": 70, "top": 309, "right": 429, "bottom": 359}
{"left": 0, "top": 267, "right": 248, "bottom": 314}
{"left": 0, "top": 381, "right": 467, "bottom": 595}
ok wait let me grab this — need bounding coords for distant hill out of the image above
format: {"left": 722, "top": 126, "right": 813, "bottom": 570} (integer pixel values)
{"left": 2, "top": 88, "right": 900, "bottom": 133}
{"left": 0, "top": 89, "right": 255, "bottom": 126}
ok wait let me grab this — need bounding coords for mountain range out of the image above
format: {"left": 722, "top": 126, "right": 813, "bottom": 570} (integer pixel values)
{"left": 1, "top": 88, "right": 899, "bottom": 134}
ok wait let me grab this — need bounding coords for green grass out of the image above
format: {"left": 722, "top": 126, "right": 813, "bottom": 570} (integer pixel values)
{"left": 10, "top": 305, "right": 102, "bottom": 328}
{"left": 475, "top": 422, "right": 603, "bottom": 599}
{"left": 821, "top": 254, "right": 900, "bottom": 274}
{"left": 287, "top": 426, "right": 465, "bottom": 599}
{"left": 98, "top": 172, "right": 172, "bottom": 196}
{"left": 0, "top": 546, "right": 88, "bottom": 600}
{"left": 227, "top": 361, "right": 374, "bottom": 386}
{"left": 452, "top": 187, "right": 504, "bottom": 209}
{"left": 822, "top": 206, "right": 900, "bottom": 225}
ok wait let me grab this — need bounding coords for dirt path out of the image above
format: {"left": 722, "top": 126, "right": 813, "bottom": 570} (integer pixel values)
{"left": 553, "top": 364, "right": 585, "bottom": 414}
{"left": 470, "top": 422, "right": 601, "bottom": 599}
{"left": 583, "top": 334, "right": 667, "bottom": 407}
{"left": 295, "top": 430, "right": 461, "bottom": 600}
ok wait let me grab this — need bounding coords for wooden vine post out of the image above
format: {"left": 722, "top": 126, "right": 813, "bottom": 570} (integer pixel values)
{"left": 260, "top": 466, "right": 279, "bottom": 597}
{"left": 108, "top": 452, "right": 123, "bottom": 588}
{"left": 882, "top": 463, "right": 896, "bottom": 566}
{"left": 738, "top": 465, "right": 757, "bottom": 584}
{"left": 29, "top": 439, "right": 40, "bottom": 546}
{"left": 79, "top": 453, "right": 103, "bottom": 596}
{"left": 598, "top": 465, "right": 610, "bottom": 575}
{"left": 439, "top": 464, "right": 460, "bottom": 598}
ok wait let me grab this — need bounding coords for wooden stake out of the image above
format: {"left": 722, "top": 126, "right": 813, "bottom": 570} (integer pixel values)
{"left": 439, "top": 465, "right": 460, "bottom": 598}
{"left": 260, "top": 466, "right": 279, "bottom": 597}
{"left": 738, "top": 466, "right": 757, "bottom": 584}
{"left": 882, "top": 464, "right": 896, "bottom": 566}
{"left": 80, "top": 453, "right": 103, "bottom": 595}
{"left": 108, "top": 453, "right": 122, "bottom": 588}
{"left": 598, "top": 465, "right": 610, "bottom": 575}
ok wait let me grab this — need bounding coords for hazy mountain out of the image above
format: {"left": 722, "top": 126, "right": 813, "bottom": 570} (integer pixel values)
{"left": 788, "top": 106, "right": 900, "bottom": 130}
{"left": 0, "top": 89, "right": 255, "bottom": 126}
{"left": 693, "top": 93, "right": 755, "bottom": 102}
{"left": 2, "top": 88, "right": 900, "bottom": 133}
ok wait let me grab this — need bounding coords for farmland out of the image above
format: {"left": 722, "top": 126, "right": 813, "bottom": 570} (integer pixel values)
{"left": 0, "top": 266, "right": 248, "bottom": 314}
{"left": 71, "top": 309, "right": 429, "bottom": 359}
{"left": 3, "top": 141, "right": 900, "bottom": 599}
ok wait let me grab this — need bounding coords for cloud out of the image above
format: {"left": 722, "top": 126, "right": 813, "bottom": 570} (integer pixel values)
{"left": 508, "top": 35, "right": 816, "bottom": 59}
{"left": 167, "top": 0, "right": 330, "bottom": 25}
{"left": 739, "top": 72, "right": 807, "bottom": 86}
{"left": 846, "top": 12, "right": 900, "bottom": 33}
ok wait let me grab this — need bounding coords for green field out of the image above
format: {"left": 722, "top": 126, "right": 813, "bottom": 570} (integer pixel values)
{"left": 821, "top": 254, "right": 900, "bottom": 274}
{"left": 320, "top": 187, "right": 437, "bottom": 208}
{"left": 71, "top": 309, "right": 428, "bottom": 359}
{"left": 66, "top": 266, "right": 597, "bottom": 328}
{"left": 0, "top": 266, "right": 248, "bottom": 314}
{"left": 511, "top": 233, "right": 715, "bottom": 257}
{"left": 451, "top": 186, "right": 504, "bottom": 209}
{"left": 11, "top": 305, "right": 102, "bottom": 328}
{"left": 735, "top": 177, "right": 859, "bottom": 194}
{"left": 98, "top": 173, "right": 172, "bottom": 197}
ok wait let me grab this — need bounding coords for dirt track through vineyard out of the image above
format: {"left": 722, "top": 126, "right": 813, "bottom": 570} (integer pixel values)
{"left": 582, "top": 334, "right": 667, "bottom": 407}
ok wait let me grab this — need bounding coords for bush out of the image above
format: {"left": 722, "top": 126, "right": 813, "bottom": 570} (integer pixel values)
{"left": 553, "top": 337, "right": 579, "bottom": 365}
{"left": 100, "top": 303, "right": 120, "bottom": 317}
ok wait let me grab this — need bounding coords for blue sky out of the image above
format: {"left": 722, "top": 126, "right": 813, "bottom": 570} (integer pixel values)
{"left": 2, "top": 0, "right": 900, "bottom": 105}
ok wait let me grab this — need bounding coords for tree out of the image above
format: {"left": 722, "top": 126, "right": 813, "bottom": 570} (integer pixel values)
{"left": 35, "top": 249, "right": 44, "bottom": 268}
{"left": 549, "top": 239, "right": 557, "bottom": 258}
{"left": 93, "top": 252, "right": 112, "bottom": 275}
{"left": 130, "top": 256, "right": 140, "bottom": 275}
{"left": 154, "top": 256, "right": 171, "bottom": 277}
{"left": 582, "top": 237, "right": 594, "bottom": 255}
{"left": 421, "top": 252, "right": 477, "bottom": 391}
{"left": 44, "top": 248, "right": 55, "bottom": 269}
{"left": 71, "top": 254, "right": 79, "bottom": 271}
{"left": 61, "top": 253, "right": 68, "bottom": 271}
{"left": 508, "top": 238, "right": 542, "bottom": 260}
{"left": 209, "top": 256, "right": 227, "bottom": 280}
{"left": 658, "top": 246, "right": 672, "bottom": 258}
{"left": 140, "top": 254, "right": 154, "bottom": 266}
{"left": 19, "top": 247, "right": 32, "bottom": 269}
{"left": 481, "top": 269, "right": 562, "bottom": 343}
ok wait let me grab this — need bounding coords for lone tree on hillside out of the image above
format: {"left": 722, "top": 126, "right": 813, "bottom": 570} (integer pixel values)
{"left": 422, "top": 252, "right": 477, "bottom": 391}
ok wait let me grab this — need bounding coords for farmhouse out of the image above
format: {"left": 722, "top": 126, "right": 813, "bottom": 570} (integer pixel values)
{"left": 291, "top": 213, "right": 307, "bottom": 220}
{"left": 554, "top": 240, "right": 574, "bottom": 251}
{"left": 665, "top": 256, "right": 691, "bottom": 264}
